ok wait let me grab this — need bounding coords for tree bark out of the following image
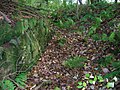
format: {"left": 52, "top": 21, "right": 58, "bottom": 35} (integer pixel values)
{"left": 78, "top": 0, "right": 83, "bottom": 4}
{"left": 115, "top": 0, "right": 118, "bottom": 3}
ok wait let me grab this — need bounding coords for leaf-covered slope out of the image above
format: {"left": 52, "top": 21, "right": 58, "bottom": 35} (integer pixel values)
{"left": 26, "top": 2, "right": 120, "bottom": 90}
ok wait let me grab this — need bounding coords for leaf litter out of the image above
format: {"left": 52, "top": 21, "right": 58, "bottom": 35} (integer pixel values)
{"left": 26, "top": 28, "right": 118, "bottom": 90}
{"left": 26, "top": 3, "right": 120, "bottom": 90}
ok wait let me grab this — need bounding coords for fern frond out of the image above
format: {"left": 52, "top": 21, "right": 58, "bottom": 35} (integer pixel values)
{"left": 1, "top": 80, "right": 16, "bottom": 90}
{"left": 15, "top": 73, "right": 27, "bottom": 89}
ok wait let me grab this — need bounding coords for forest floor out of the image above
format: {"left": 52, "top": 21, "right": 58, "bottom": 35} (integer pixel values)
{"left": 26, "top": 29, "right": 119, "bottom": 90}
{"left": 0, "top": 1, "right": 120, "bottom": 90}
{"left": 26, "top": 3, "right": 120, "bottom": 90}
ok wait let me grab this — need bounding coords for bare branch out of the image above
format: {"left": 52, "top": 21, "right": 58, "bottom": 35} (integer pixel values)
{"left": 0, "top": 11, "right": 12, "bottom": 23}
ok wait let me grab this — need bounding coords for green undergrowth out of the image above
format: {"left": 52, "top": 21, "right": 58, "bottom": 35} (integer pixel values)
{"left": 0, "top": 0, "right": 120, "bottom": 90}
{"left": 63, "top": 56, "right": 87, "bottom": 68}
{"left": 0, "top": 0, "right": 53, "bottom": 90}
{"left": 51, "top": 1, "right": 120, "bottom": 88}
{"left": 77, "top": 73, "right": 118, "bottom": 89}
{"left": 0, "top": 72, "right": 27, "bottom": 90}
{"left": 0, "top": 18, "right": 52, "bottom": 89}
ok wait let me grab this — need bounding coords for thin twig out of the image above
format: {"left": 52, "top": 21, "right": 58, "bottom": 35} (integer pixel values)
{"left": 34, "top": 80, "right": 51, "bottom": 90}
{"left": 0, "top": 11, "right": 12, "bottom": 23}
{"left": 76, "top": 0, "right": 79, "bottom": 19}
{"left": 20, "top": 11, "right": 40, "bottom": 18}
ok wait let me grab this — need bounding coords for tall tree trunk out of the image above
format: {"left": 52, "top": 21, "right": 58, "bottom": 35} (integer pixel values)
{"left": 78, "top": 0, "right": 83, "bottom": 4}
{"left": 90, "top": 0, "right": 95, "bottom": 4}
{"left": 115, "top": 0, "right": 118, "bottom": 3}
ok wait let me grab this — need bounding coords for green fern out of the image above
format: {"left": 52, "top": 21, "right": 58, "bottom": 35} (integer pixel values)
{"left": 98, "top": 55, "right": 114, "bottom": 67}
{"left": 63, "top": 56, "right": 87, "bottom": 68}
{"left": 15, "top": 73, "right": 27, "bottom": 89}
{"left": 104, "top": 61, "right": 120, "bottom": 78}
{"left": 112, "top": 61, "right": 120, "bottom": 77}
{"left": 0, "top": 80, "right": 16, "bottom": 90}
{"left": 104, "top": 70, "right": 120, "bottom": 78}
{"left": 112, "top": 61, "right": 120, "bottom": 69}
{"left": 0, "top": 73, "right": 27, "bottom": 90}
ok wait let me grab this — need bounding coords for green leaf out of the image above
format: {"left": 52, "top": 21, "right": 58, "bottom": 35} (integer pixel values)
{"left": 83, "top": 82, "right": 87, "bottom": 87}
{"left": 98, "top": 75, "right": 104, "bottom": 82}
{"left": 89, "top": 26, "right": 97, "bottom": 36}
{"left": 85, "top": 73, "right": 90, "bottom": 79}
{"left": 102, "top": 33, "right": 108, "bottom": 41}
{"left": 89, "top": 80, "right": 94, "bottom": 84}
{"left": 106, "top": 82, "right": 114, "bottom": 88}
{"left": 94, "top": 76, "right": 97, "bottom": 81}
{"left": 77, "top": 85, "right": 83, "bottom": 89}
{"left": 92, "top": 34, "right": 100, "bottom": 41}
{"left": 109, "top": 32, "right": 115, "bottom": 42}
{"left": 78, "top": 82, "right": 82, "bottom": 85}
{"left": 96, "top": 17, "right": 102, "bottom": 24}
{"left": 15, "top": 73, "right": 27, "bottom": 88}
{"left": 59, "top": 20, "right": 63, "bottom": 27}
{"left": 2, "top": 80, "right": 16, "bottom": 90}
{"left": 54, "top": 87, "right": 61, "bottom": 90}
{"left": 68, "top": 18, "right": 75, "bottom": 25}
